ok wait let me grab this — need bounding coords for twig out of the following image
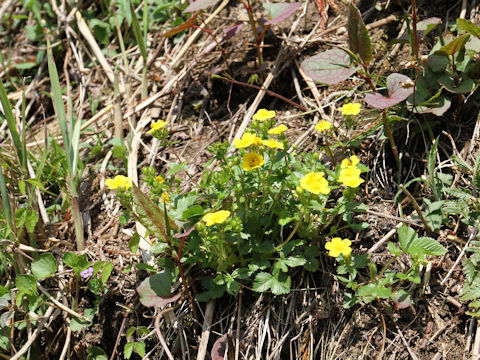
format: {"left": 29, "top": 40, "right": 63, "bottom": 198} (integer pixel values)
{"left": 473, "top": 321, "right": 480, "bottom": 359}
{"left": 170, "top": 0, "right": 230, "bottom": 68}
{"left": 155, "top": 308, "right": 175, "bottom": 360}
{"left": 441, "top": 229, "right": 477, "bottom": 286}
{"left": 37, "top": 283, "right": 90, "bottom": 322}
{"left": 10, "top": 305, "right": 58, "bottom": 360}
{"left": 368, "top": 222, "right": 404, "bottom": 254}
{"left": 197, "top": 299, "right": 216, "bottom": 360}
{"left": 58, "top": 326, "right": 71, "bottom": 360}
{"left": 467, "top": 318, "right": 477, "bottom": 353}
{"left": 109, "top": 310, "right": 129, "bottom": 360}
{"left": 396, "top": 324, "right": 419, "bottom": 360}
{"left": 235, "top": 286, "right": 242, "bottom": 360}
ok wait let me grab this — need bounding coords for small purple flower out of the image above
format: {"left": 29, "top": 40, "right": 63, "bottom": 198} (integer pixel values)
{"left": 80, "top": 267, "right": 94, "bottom": 279}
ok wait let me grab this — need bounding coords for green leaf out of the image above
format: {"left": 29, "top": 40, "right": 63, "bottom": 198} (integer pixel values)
{"left": 397, "top": 225, "right": 418, "bottom": 251}
{"left": 357, "top": 283, "right": 391, "bottom": 299}
{"left": 253, "top": 272, "right": 291, "bottom": 295}
{"left": 131, "top": 183, "right": 178, "bottom": 243}
{"left": 124, "top": 342, "right": 134, "bottom": 359}
{"left": 301, "top": 49, "right": 357, "bottom": 85}
{"left": 130, "top": 2, "right": 147, "bottom": 61}
{"left": 135, "top": 342, "right": 146, "bottom": 357}
{"left": 102, "top": 262, "right": 113, "bottom": 284}
{"left": 128, "top": 233, "right": 140, "bottom": 254}
{"left": 387, "top": 241, "right": 402, "bottom": 255}
{"left": 436, "top": 34, "right": 470, "bottom": 56}
{"left": 86, "top": 346, "right": 108, "bottom": 360}
{"left": 347, "top": 3, "right": 372, "bottom": 65}
{"left": 137, "top": 272, "right": 180, "bottom": 307}
{"left": 63, "top": 252, "right": 91, "bottom": 277}
{"left": 412, "top": 237, "right": 447, "bottom": 256}
{"left": 283, "top": 255, "right": 307, "bottom": 267}
{"left": 31, "top": 254, "right": 57, "bottom": 280}
{"left": 444, "top": 187, "right": 473, "bottom": 200}
{"left": 0, "top": 79, "right": 23, "bottom": 165}
{"left": 150, "top": 242, "right": 169, "bottom": 254}
{"left": 16, "top": 274, "right": 37, "bottom": 296}
{"left": 457, "top": 19, "right": 480, "bottom": 39}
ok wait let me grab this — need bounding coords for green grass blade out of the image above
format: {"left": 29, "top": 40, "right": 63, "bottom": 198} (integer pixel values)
{"left": 0, "top": 79, "right": 23, "bottom": 165}
{"left": 0, "top": 165, "right": 13, "bottom": 232}
{"left": 47, "top": 39, "right": 73, "bottom": 175}
{"left": 130, "top": 1, "right": 147, "bottom": 61}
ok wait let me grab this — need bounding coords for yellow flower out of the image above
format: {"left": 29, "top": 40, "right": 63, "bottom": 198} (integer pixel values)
{"left": 252, "top": 109, "right": 276, "bottom": 121}
{"left": 105, "top": 175, "right": 132, "bottom": 190}
{"left": 341, "top": 155, "right": 360, "bottom": 169}
{"left": 202, "top": 210, "right": 231, "bottom": 226}
{"left": 146, "top": 120, "right": 167, "bottom": 135}
{"left": 299, "top": 172, "right": 330, "bottom": 195}
{"left": 155, "top": 175, "right": 165, "bottom": 184}
{"left": 339, "top": 103, "right": 361, "bottom": 116}
{"left": 315, "top": 120, "right": 332, "bottom": 133}
{"left": 262, "top": 138, "right": 284, "bottom": 150}
{"left": 160, "top": 192, "right": 170, "bottom": 203}
{"left": 325, "top": 237, "right": 352, "bottom": 257}
{"left": 268, "top": 124, "right": 288, "bottom": 135}
{"left": 339, "top": 166, "right": 364, "bottom": 188}
{"left": 241, "top": 152, "right": 264, "bottom": 171}
{"left": 234, "top": 133, "right": 258, "bottom": 148}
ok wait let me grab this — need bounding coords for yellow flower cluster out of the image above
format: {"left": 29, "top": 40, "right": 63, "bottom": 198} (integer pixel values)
{"left": 105, "top": 175, "right": 132, "bottom": 190}
{"left": 339, "top": 155, "right": 364, "bottom": 188}
{"left": 155, "top": 175, "right": 165, "bottom": 184}
{"left": 146, "top": 120, "right": 167, "bottom": 135}
{"left": 242, "top": 152, "right": 264, "bottom": 171}
{"left": 299, "top": 172, "right": 330, "bottom": 195}
{"left": 325, "top": 237, "right": 352, "bottom": 257}
{"left": 315, "top": 120, "right": 332, "bottom": 133}
{"left": 203, "top": 210, "right": 231, "bottom": 226}
{"left": 252, "top": 109, "right": 276, "bottom": 121}
{"left": 339, "top": 103, "right": 361, "bottom": 116}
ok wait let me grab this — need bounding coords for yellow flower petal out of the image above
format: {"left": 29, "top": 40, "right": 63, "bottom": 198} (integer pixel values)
{"left": 325, "top": 237, "right": 352, "bottom": 258}
{"left": 234, "top": 132, "right": 258, "bottom": 148}
{"left": 202, "top": 210, "right": 231, "bottom": 226}
{"left": 105, "top": 175, "right": 132, "bottom": 190}
{"left": 299, "top": 172, "right": 330, "bottom": 195}
{"left": 268, "top": 124, "right": 288, "bottom": 135}
{"left": 252, "top": 109, "right": 276, "bottom": 121}
{"left": 315, "top": 120, "right": 332, "bottom": 133}
{"left": 341, "top": 155, "right": 360, "bottom": 169}
{"left": 262, "top": 138, "right": 284, "bottom": 150}
{"left": 155, "top": 175, "right": 165, "bottom": 184}
{"left": 339, "top": 103, "right": 361, "bottom": 116}
{"left": 147, "top": 120, "right": 167, "bottom": 135}
{"left": 339, "top": 167, "right": 364, "bottom": 188}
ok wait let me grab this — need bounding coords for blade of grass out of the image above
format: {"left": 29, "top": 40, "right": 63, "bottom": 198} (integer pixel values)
{"left": 47, "top": 38, "right": 73, "bottom": 177}
{"left": 0, "top": 79, "right": 23, "bottom": 166}
{"left": 0, "top": 165, "right": 13, "bottom": 232}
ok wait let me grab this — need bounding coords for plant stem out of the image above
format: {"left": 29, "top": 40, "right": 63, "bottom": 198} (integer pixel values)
{"left": 398, "top": 184, "right": 433, "bottom": 233}
{"left": 411, "top": 0, "right": 419, "bottom": 61}
{"left": 271, "top": 211, "right": 305, "bottom": 253}
{"left": 376, "top": 255, "right": 397, "bottom": 281}
{"left": 382, "top": 111, "right": 401, "bottom": 183}
{"left": 71, "top": 196, "right": 85, "bottom": 251}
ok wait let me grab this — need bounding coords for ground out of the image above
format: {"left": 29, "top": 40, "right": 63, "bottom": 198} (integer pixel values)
{"left": 1, "top": 0, "right": 480, "bottom": 359}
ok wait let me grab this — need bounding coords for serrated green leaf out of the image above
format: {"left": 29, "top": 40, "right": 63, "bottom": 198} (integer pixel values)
{"left": 462, "top": 278, "right": 480, "bottom": 301}
{"left": 31, "top": 253, "right": 57, "bottom": 280}
{"left": 126, "top": 327, "right": 136, "bottom": 338}
{"left": 16, "top": 274, "right": 37, "bottom": 296}
{"left": 131, "top": 184, "right": 177, "bottom": 243}
{"left": 348, "top": 3, "right": 372, "bottom": 65}
{"left": 444, "top": 187, "right": 473, "bottom": 200}
{"left": 413, "top": 237, "right": 447, "bottom": 256}
{"left": 86, "top": 346, "right": 107, "bottom": 360}
{"left": 124, "top": 342, "right": 134, "bottom": 359}
{"left": 135, "top": 342, "right": 146, "bottom": 357}
{"left": 397, "top": 225, "right": 418, "bottom": 250}
{"left": 387, "top": 241, "right": 402, "bottom": 255}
